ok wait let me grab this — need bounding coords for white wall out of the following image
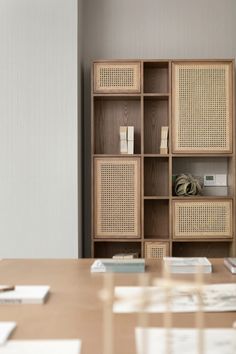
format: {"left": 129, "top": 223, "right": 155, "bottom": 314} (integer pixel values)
{"left": 82, "top": 0, "right": 236, "bottom": 256}
{"left": 0, "top": 0, "right": 78, "bottom": 258}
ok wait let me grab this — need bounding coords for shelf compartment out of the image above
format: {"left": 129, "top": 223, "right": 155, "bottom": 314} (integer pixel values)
{"left": 172, "top": 157, "right": 231, "bottom": 197}
{"left": 94, "top": 241, "right": 141, "bottom": 258}
{"left": 172, "top": 242, "right": 232, "bottom": 258}
{"left": 144, "top": 62, "right": 169, "bottom": 93}
{"left": 144, "top": 199, "right": 169, "bottom": 239}
{"left": 144, "top": 98, "right": 169, "bottom": 154}
{"left": 145, "top": 241, "right": 169, "bottom": 260}
{"left": 144, "top": 157, "right": 169, "bottom": 196}
{"left": 94, "top": 97, "right": 141, "bottom": 154}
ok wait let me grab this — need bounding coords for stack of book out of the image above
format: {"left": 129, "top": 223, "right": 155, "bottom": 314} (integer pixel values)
{"left": 90, "top": 259, "right": 145, "bottom": 273}
{"left": 112, "top": 252, "right": 139, "bottom": 259}
{"left": 224, "top": 258, "right": 236, "bottom": 274}
{"left": 120, "top": 126, "right": 134, "bottom": 154}
{"left": 163, "top": 257, "right": 212, "bottom": 274}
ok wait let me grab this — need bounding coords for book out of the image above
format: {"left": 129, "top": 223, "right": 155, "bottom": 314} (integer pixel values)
{"left": 0, "top": 285, "right": 50, "bottom": 304}
{"left": 112, "top": 252, "right": 139, "bottom": 259}
{"left": 91, "top": 259, "right": 145, "bottom": 273}
{"left": 120, "top": 126, "right": 134, "bottom": 154}
{"left": 127, "top": 140, "right": 134, "bottom": 154}
{"left": 160, "top": 126, "right": 168, "bottom": 154}
{"left": 224, "top": 257, "right": 236, "bottom": 274}
{"left": 0, "top": 339, "right": 81, "bottom": 354}
{"left": 163, "top": 257, "right": 212, "bottom": 273}
{"left": 0, "top": 322, "right": 16, "bottom": 345}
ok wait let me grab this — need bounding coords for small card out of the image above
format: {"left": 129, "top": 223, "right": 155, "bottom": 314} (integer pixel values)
{"left": 0, "top": 322, "right": 16, "bottom": 345}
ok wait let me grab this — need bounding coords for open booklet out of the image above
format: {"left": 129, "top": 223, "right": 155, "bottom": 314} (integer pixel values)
{"left": 0, "top": 286, "right": 50, "bottom": 304}
{"left": 136, "top": 328, "right": 236, "bottom": 354}
{"left": 0, "top": 340, "right": 81, "bottom": 354}
{"left": 0, "top": 322, "right": 16, "bottom": 345}
{"left": 113, "top": 283, "right": 236, "bottom": 313}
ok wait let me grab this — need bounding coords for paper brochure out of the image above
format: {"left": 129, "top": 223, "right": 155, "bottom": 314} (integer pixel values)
{"left": 0, "top": 339, "right": 81, "bottom": 354}
{"left": 135, "top": 328, "right": 236, "bottom": 354}
{"left": 113, "top": 283, "right": 236, "bottom": 313}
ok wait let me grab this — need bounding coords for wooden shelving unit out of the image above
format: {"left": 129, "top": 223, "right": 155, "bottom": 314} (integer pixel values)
{"left": 91, "top": 59, "right": 235, "bottom": 259}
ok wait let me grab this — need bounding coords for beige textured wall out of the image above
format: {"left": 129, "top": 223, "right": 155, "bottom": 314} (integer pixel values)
{"left": 0, "top": 0, "right": 78, "bottom": 258}
{"left": 82, "top": 0, "right": 236, "bottom": 256}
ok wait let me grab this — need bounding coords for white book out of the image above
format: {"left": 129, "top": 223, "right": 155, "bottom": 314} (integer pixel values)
{"left": 0, "top": 322, "right": 16, "bottom": 345}
{"left": 127, "top": 140, "right": 134, "bottom": 154}
{"left": 224, "top": 257, "right": 236, "bottom": 274}
{"left": 120, "top": 126, "right": 127, "bottom": 140}
{"left": 0, "top": 340, "right": 81, "bottom": 354}
{"left": 160, "top": 126, "right": 168, "bottom": 154}
{"left": 0, "top": 285, "right": 50, "bottom": 304}
{"left": 135, "top": 328, "right": 236, "bottom": 354}
{"left": 163, "top": 257, "right": 212, "bottom": 273}
{"left": 120, "top": 139, "right": 128, "bottom": 154}
{"left": 127, "top": 126, "right": 134, "bottom": 141}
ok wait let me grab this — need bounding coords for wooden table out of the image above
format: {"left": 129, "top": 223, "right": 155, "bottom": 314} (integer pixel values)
{"left": 0, "top": 259, "right": 235, "bottom": 354}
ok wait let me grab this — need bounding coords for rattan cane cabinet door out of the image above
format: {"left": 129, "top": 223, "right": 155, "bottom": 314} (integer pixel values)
{"left": 94, "top": 157, "right": 140, "bottom": 238}
{"left": 94, "top": 62, "right": 141, "bottom": 93}
{"left": 172, "top": 61, "right": 233, "bottom": 153}
{"left": 173, "top": 199, "right": 233, "bottom": 239}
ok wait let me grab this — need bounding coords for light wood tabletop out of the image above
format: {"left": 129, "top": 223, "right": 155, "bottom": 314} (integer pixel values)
{"left": 0, "top": 259, "right": 235, "bottom": 354}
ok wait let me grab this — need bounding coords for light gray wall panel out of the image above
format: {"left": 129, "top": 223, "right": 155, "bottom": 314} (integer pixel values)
{"left": 0, "top": 0, "right": 78, "bottom": 258}
{"left": 83, "top": 0, "right": 236, "bottom": 256}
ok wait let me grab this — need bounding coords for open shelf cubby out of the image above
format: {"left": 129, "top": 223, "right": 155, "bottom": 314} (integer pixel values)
{"left": 172, "top": 242, "right": 232, "bottom": 258}
{"left": 144, "top": 199, "right": 169, "bottom": 239}
{"left": 93, "top": 97, "right": 141, "bottom": 154}
{"left": 144, "top": 157, "right": 169, "bottom": 196}
{"left": 144, "top": 97, "right": 169, "bottom": 154}
{"left": 93, "top": 241, "right": 141, "bottom": 258}
{"left": 144, "top": 61, "right": 169, "bottom": 93}
{"left": 172, "top": 156, "right": 232, "bottom": 197}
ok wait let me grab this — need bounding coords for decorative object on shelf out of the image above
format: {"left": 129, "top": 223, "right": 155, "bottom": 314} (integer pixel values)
{"left": 160, "top": 126, "right": 169, "bottom": 154}
{"left": 174, "top": 174, "right": 203, "bottom": 196}
{"left": 120, "top": 126, "right": 134, "bottom": 154}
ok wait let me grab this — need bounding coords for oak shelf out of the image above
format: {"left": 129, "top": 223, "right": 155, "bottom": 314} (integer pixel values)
{"left": 91, "top": 59, "right": 235, "bottom": 259}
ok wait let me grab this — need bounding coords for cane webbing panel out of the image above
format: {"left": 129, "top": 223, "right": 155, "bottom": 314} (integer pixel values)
{"left": 94, "top": 158, "right": 140, "bottom": 238}
{"left": 145, "top": 242, "right": 169, "bottom": 259}
{"left": 172, "top": 62, "right": 232, "bottom": 153}
{"left": 173, "top": 200, "right": 232, "bottom": 239}
{"left": 94, "top": 62, "right": 141, "bottom": 93}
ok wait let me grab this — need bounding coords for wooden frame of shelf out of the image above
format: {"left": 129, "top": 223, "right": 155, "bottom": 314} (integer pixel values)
{"left": 91, "top": 59, "right": 235, "bottom": 259}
